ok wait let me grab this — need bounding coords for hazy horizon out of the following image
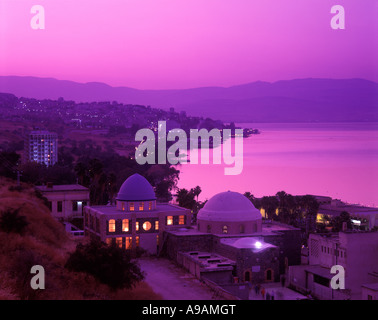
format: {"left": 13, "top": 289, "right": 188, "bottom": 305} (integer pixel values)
{"left": 1, "top": 0, "right": 377, "bottom": 90}
{"left": 2, "top": 74, "right": 378, "bottom": 91}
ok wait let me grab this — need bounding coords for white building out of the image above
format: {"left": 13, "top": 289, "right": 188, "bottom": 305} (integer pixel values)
{"left": 288, "top": 231, "right": 378, "bottom": 299}
{"left": 36, "top": 183, "right": 90, "bottom": 221}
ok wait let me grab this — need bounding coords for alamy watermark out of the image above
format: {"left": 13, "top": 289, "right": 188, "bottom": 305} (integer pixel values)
{"left": 135, "top": 121, "right": 244, "bottom": 175}
{"left": 29, "top": 4, "right": 346, "bottom": 31}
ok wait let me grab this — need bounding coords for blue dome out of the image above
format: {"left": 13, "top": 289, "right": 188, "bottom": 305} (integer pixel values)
{"left": 117, "top": 174, "right": 156, "bottom": 201}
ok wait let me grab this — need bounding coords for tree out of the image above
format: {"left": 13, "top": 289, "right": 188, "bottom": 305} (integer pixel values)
{"left": 176, "top": 188, "right": 197, "bottom": 211}
{"left": 193, "top": 186, "right": 202, "bottom": 202}
{"left": 297, "top": 195, "right": 319, "bottom": 235}
{"left": 65, "top": 240, "right": 144, "bottom": 290}
{"left": 0, "top": 151, "right": 20, "bottom": 179}
{"left": 260, "top": 196, "right": 279, "bottom": 220}
{"left": 330, "top": 211, "right": 352, "bottom": 232}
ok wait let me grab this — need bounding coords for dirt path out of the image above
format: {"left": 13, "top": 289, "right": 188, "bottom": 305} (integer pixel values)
{"left": 138, "top": 257, "right": 215, "bottom": 300}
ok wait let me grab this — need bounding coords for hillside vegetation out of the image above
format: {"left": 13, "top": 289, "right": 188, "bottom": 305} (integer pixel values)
{"left": 0, "top": 178, "right": 161, "bottom": 300}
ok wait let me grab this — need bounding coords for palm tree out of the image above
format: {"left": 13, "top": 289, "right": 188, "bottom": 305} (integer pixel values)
{"left": 193, "top": 186, "right": 202, "bottom": 202}
{"left": 297, "top": 195, "right": 319, "bottom": 235}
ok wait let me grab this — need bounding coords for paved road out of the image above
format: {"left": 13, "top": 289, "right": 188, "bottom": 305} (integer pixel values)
{"left": 138, "top": 257, "right": 215, "bottom": 300}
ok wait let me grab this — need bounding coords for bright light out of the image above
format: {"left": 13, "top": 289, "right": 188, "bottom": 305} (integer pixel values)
{"left": 255, "top": 241, "right": 262, "bottom": 249}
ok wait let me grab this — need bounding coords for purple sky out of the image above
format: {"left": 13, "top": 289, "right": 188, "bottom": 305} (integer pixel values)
{"left": 1, "top": 0, "right": 377, "bottom": 89}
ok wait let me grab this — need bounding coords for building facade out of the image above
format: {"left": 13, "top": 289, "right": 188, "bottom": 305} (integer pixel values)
{"left": 36, "top": 183, "right": 90, "bottom": 221}
{"left": 288, "top": 231, "right": 378, "bottom": 299}
{"left": 26, "top": 130, "right": 58, "bottom": 166}
{"left": 84, "top": 173, "right": 191, "bottom": 254}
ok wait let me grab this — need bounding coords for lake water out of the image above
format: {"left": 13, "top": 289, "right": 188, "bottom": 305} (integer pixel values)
{"left": 175, "top": 122, "right": 378, "bottom": 207}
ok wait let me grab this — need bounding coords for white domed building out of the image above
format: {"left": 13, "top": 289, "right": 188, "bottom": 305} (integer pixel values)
{"left": 163, "top": 190, "right": 302, "bottom": 295}
{"left": 84, "top": 173, "right": 191, "bottom": 254}
{"left": 197, "top": 191, "right": 262, "bottom": 234}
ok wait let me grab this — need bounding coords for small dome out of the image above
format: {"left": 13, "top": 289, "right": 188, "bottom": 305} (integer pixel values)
{"left": 232, "top": 238, "right": 262, "bottom": 248}
{"left": 231, "top": 238, "right": 274, "bottom": 250}
{"left": 117, "top": 173, "right": 156, "bottom": 201}
{"left": 197, "top": 191, "right": 261, "bottom": 222}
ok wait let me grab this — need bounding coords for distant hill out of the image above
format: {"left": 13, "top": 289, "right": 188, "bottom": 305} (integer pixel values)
{"left": 0, "top": 76, "right": 377, "bottom": 122}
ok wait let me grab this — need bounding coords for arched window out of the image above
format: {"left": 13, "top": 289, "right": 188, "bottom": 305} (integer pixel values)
{"left": 239, "top": 224, "right": 245, "bottom": 233}
{"left": 265, "top": 269, "right": 273, "bottom": 282}
{"left": 108, "top": 219, "right": 115, "bottom": 232}
{"left": 244, "top": 270, "right": 251, "bottom": 282}
{"left": 222, "top": 225, "right": 228, "bottom": 234}
{"left": 122, "top": 219, "right": 129, "bottom": 232}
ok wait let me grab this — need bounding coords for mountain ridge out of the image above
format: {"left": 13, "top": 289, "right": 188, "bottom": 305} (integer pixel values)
{"left": 0, "top": 76, "right": 377, "bottom": 122}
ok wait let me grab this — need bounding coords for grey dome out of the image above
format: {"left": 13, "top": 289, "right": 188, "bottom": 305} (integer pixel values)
{"left": 197, "top": 191, "right": 261, "bottom": 222}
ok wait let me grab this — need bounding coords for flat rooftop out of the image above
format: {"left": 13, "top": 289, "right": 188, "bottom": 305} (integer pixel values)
{"left": 36, "top": 184, "right": 89, "bottom": 192}
{"left": 165, "top": 222, "right": 298, "bottom": 237}
{"left": 87, "top": 203, "right": 189, "bottom": 215}
{"left": 362, "top": 282, "right": 378, "bottom": 291}
{"left": 180, "top": 251, "right": 235, "bottom": 272}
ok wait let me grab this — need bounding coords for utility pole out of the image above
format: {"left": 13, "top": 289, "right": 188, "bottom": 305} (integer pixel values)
{"left": 16, "top": 170, "right": 22, "bottom": 187}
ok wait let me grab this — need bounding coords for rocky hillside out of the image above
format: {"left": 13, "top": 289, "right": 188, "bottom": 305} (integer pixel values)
{"left": 0, "top": 178, "right": 161, "bottom": 300}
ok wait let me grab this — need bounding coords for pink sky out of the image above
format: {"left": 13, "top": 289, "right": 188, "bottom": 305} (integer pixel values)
{"left": 1, "top": 0, "right": 377, "bottom": 89}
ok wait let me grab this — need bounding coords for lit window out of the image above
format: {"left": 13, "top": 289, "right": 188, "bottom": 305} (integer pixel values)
{"left": 108, "top": 219, "right": 115, "bottom": 232}
{"left": 116, "top": 237, "right": 122, "bottom": 248}
{"left": 106, "top": 238, "right": 112, "bottom": 246}
{"left": 122, "top": 202, "right": 125, "bottom": 211}
{"left": 129, "top": 202, "right": 135, "bottom": 211}
{"left": 157, "top": 235, "right": 159, "bottom": 245}
{"left": 136, "top": 236, "right": 140, "bottom": 247}
{"left": 122, "top": 219, "right": 129, "bottom": 232}
{"left": 149, "top": 201, "right": 153, "bottom": 210}
{"left": 167, "top": 216, "right": 173, "bottom": 225}
{"left": 139, "top": 202, "right": 144, "bottom": 211}
{"left": 222, "top": 225, "right": 228, "bottom": 234}
{"left": 143, "top": 221, "right": 151, "bottom": 231}
{"left": 155, "top": 221, "right": 159, "bottom": 230}
{"left": 179, "top": 215, "right": 185, "bottom": 225}
{"left": 136, "top": 221, "right": 139, "bottom": 231}
{"left": 125, "top": 237, "right": 132, "bottom": 249}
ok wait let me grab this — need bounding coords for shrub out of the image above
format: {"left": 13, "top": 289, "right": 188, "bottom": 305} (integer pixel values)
{"left": 65, "top": 240, "right": 144, "bottom": 290}
{"left": 0, "top": 208, "right": 29, "bottom": 234}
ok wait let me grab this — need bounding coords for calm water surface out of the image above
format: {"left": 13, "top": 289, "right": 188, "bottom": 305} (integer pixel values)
{"left": 176, "top": 123, "right": 378, "bottom": 207}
